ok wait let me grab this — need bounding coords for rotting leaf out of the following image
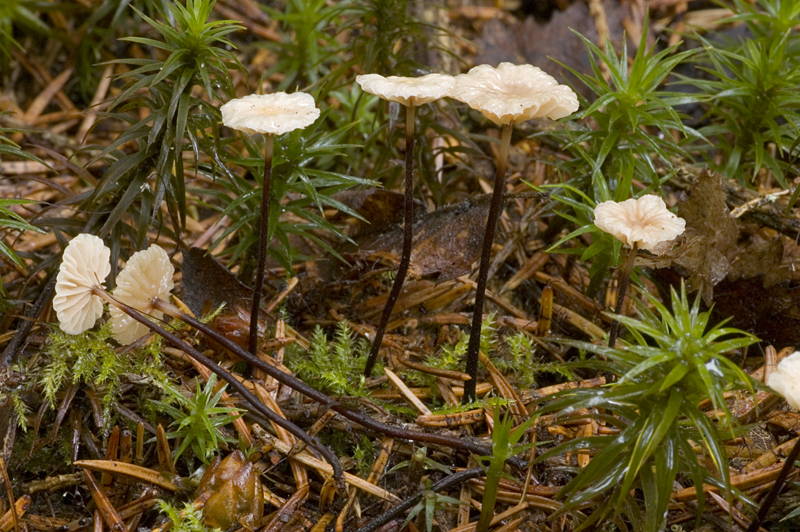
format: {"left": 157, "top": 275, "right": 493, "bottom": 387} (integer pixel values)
{"left": 711, "top": 275, "right": 800, "bottom": 348}
{"left": 672, "top": 169, "right": 740, "bottom": 303}
{"left": 727, "top": 238, "right": 784, "bottom": 287}
{"left": 182, "top": 247, "right": 253, "bottom": 317}
{"left": 332, "top": 188, "right": 426, "bottom": 233}
{"left": 353, "top": 195, "right": 491, "bottom": 283}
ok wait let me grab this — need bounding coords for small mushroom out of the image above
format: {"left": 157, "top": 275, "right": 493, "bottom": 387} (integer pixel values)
{"left": 220, "top": 92, "right": 320, "bottom": 356}
{"left": 53, "top": 234, "right": 111, "bottom": 335}
{"left": 356, "top": 73, "right": 455, "bottom": 377}
{"left": 594, "top": 195, "right": 686, "bottom": 255}
{"left": 109, "top": 244, "right": 175, "bottom": 345}
{"left": 767, "top": 352, "right": 800, "bottom": 410}
{"left": 593, "top": 195, "right": 686, "bottom": 347}
{"left": 449, "top": 63, "right": 578, "bottom": 402}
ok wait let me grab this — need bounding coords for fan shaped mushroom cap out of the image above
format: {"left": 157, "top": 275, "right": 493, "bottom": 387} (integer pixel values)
{"left": 54, "top": 234, "right": 111, "bottom": 335}
{"left": 767, "top": 352, "right": 800, "bottom": 410}
{"left": 110, "top": 244, "right": 175, "bottom": 345}
{"left": 449, "top": 63, "right": 579, "bottom": 125}
{"left": 356, "top": 73, "right": 455, "bottom": 106}
{"left": 594, "top": 195, "right": 686, "bottom": 255}
{"left": 220, "top": 92, "right": 320, "bottom": 136}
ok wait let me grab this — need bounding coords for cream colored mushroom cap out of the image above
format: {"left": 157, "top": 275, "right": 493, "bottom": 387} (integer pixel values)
{"left": 54, "top": 234, "right": 111, "bottom": 335}
{"left": 110, "top": 244, "right": 175, "bottom": 345}
{"left": 356, "top": 73, "right": 455, "bottom": 106}
{"left": 220, "top": 92, "right": 320, "bottom": 136}
{"left": 450, "top": 63, "right": 579, "bottom": 125}
{"left": 767, "top": 351, "right": 800, "bottom": 410}
{"left": 594, "top": 195, "right": 686, "bottom": 254}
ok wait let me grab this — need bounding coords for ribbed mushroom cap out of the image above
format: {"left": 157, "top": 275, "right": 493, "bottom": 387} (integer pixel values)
{"left": 594, "top": 195, "right": 686, "bottom": 255}
{"left": 768, "top": 352, "right": 800, "bottom": 410}
{"left": 54, "top": 234, "right": 111, "bottom": 335}
{"left": 220, "top": 92, "right": 320, "bottom": 136}
{"left": 449, "top": 63, "right": 579, "bottom": 125}
{"left": 109, "top": 244, "right": 175, "bottom": 345}
{"left": 356, "top": 73, "right": 455, "bottom": 106}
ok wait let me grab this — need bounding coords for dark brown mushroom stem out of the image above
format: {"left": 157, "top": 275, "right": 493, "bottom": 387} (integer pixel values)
{"left": 364, "top": 104, "right": 416, "bottom": 377}
{"left": 463, "top": 123, "right": 513, "bottom": 403}
{"left": 745, "top": 436, "right": 800, "bottom": 532}
{"left": 249, "top": 134, "right": 276, "bottom": 356}
{"left": 607, "top": 242, "right": 638, "bottom": 348}
{"left": 147, "top": 297, "right": 508, "bottom": 461}
{"left": 91, "top": 287, "right": 344, "bottom": 480}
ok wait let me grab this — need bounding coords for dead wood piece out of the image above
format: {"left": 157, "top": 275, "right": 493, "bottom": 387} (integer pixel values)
{"left": 83, "top": 470, "right": 128, "bottom": 532}
{"left": 0, "top": 496, "right": 30, "bottom": 532}
{"left": 74, "top": 461, "right": 179, "bottom": 492}
{"left": 674, "top": 462, "right": 784, "bottom": 502}
{"left": 416, "top": 410, "right": 485, "bottom": 428}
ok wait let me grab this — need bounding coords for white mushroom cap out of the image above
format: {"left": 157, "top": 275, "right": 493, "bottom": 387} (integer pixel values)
{"left": 109, "top": 244, "right": 175, "bottom": 345}
{"left": 54, "top": 234, "right": 111, "bottom": 335}
{"left": 356, "top": 73, "right": 455, "bottom": 106}
{"left": 594, "top": 195, "right": 686, "bottom": 255}
{"left": 767, "top": 352, "right": 800, "bottom": 410}
{"left": 449, "top": 63, "right": 579, "bottom": 125}
{"left": 220, "top": 92, "right": 320, "bottom": 136}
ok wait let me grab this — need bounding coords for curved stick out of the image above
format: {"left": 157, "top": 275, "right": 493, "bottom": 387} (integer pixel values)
{"left": 151, "top": 299, "right": 506, "bottom": 460}
{"left": 95, "top": 290, "right": 344, "bottom": 480}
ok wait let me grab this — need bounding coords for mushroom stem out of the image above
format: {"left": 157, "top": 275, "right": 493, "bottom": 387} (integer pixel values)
{"left": 90, "top": 286, "right": 344, "bottom": 480}
{"left": 250, "top": 134, "right": 275, "bottom": 356}
{"left": 607, "top": 242, "right": 638, "bottom": 348}
{"left": 364, "top": 104, "right": 416, "bottom": 377}
{"left": 463, "top": 123, "right": 513, "bottom": 403}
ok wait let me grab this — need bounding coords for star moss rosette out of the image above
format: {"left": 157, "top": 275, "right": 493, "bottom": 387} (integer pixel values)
{"left": 53, "top": 234, "right": 111, "bottom": 335}
{"left": 110, "top": 244, "right": 175, "bottom": 345}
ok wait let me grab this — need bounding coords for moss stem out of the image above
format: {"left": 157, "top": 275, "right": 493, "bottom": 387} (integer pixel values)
{"left": 463, "top": 123, "right": 513, "bottom": 403}
{"left": 364, "top": 104, "right": 416, "bottom": 377}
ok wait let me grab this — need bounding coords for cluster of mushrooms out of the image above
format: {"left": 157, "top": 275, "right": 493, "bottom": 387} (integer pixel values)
{"left": 55, "top": 62, "right": 693, "bottom": 400}
{"left": 50, "top": 61, "right": 800, "bottom": 532}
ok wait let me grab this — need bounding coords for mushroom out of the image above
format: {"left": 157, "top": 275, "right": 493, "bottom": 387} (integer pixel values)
{"left": 53, "top": 234, "right": 112, "bottom": 334}
{"left": 109, "top": 244, "right": 175, "bottom": 345}
{"left": 449, "top": 63, "right": 579, "bottom": 402}
{"left": 767, "top": 351, "right": 800, "bottom": 410}
{"left": 220, "top": 92, "right": 320, "bottom": 355}
{"left": 51, "top": 235, "right": 345, "bottom": 478}
{"left": 594, "top": 195, "right": 685, "bottom": 346}
{"left": 594, "top": 195, "right": 685, "bottom": 255}
{"left": 356, "top": 73, "right": 455, "bottom": 377}
{"left": 756, "top": 350, "right": 800, "bottom": 530}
